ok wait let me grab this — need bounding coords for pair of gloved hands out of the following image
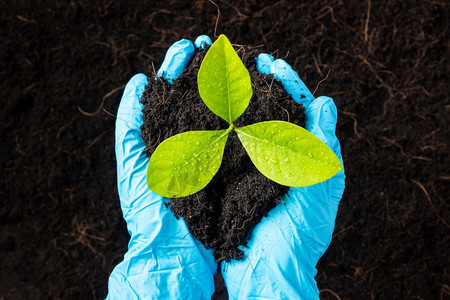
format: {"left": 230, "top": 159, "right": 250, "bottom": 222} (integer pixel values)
{"left": 107, "top": 35, "right": 345, "bottom": 299}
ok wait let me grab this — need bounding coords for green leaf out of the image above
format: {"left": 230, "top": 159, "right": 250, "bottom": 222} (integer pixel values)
{"left": 147, "top": 129, "right": 229, "bottom": 198}
{"left": 236, "top": 121, "right": 342, "bottom": 187}
{"left": 198, "top": 34, "right": 252, "bottom": 124}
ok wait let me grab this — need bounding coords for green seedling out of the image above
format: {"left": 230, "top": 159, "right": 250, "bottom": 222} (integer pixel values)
{"left": 147, "top": 35, "right": 342, "bottom": 198}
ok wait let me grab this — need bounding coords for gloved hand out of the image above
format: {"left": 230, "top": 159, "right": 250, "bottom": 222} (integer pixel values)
{"left": 107, "top": 33, "right": 345, "bottom": 299}
{"left": 220, "top": 53, "right": 345, "bottom": 299}
{"left": 106, "top": 35, "right": 218, "bottom": 300}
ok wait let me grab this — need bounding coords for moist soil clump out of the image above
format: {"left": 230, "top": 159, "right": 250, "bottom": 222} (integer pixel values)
{"left": 140, "top": 45, "right": 305, "bottom": 261}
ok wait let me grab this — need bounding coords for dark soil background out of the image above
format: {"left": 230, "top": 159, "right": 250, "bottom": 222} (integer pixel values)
{"left": 1, "top": 1, "right": 448, "bottom": 299}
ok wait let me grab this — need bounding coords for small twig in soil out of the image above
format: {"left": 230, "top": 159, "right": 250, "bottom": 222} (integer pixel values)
{"left": 320, "top": 288, "right": 342, "bottom": 300}
{"left": 339, "top": 110, "right": 362, "bottom": 139}
{"left": 264, "top": 174, "right": 278, "bottom": 197}
{"left": 356, "top": 54, "right": 393, "bottom": 91}
{"left": 180, "top": 90, "right": 189, "bottom": 102}
{"left": 161, "top": 82, "right": 167, "bottom": 103}
{"left": 381, "top": 96, "right": 393, "bottom": 118}
{"left": 441, "top": 283, "right": 450, "bottom": 299}
{"left": 16, "top": 15, "right": 38, "bottom": 24}
{"left": 399, "top": 86, "right": 432, "bottom": 97}
{"left": 270, "top": 49, "right": 279, "bottom": 58}
{"left": 96, "top": 37, "right": 119, "bottom": 66}
{"left": 312, "top": 69, "right": 331, "bottom": 95}
{"left": 269, "top": 77, "right": 274, "bottom": 92}
{"left": 332, "top": 225, "right": 354, "bottom": 239}
{"left": 258, "top": 26, "right": 268, "bottom": 46}
{"left": 312, "top": 55, "right": 323, "bottom": 76}
{"left": 364, "top": 0, "right": 371, "bottom": 43}
{"left": 14, "top": 132, "right": 27, "bottom": 156}
{"left": 235, "top": 45, "right": 245, "bottom": 54}
{"left": 57, "top": 116, "right": 77, "bottom": 139}
{"left": 151, "top": 61, "right": 157, "bottom": 77}
{"left": 102, "top": 108, "right": 116, "bottom": 118}
{"left": 221, "top": 0, "right": 249, "bottom": 20}
{"left": 86, "top": 129, "right": 112, "bottom": 150}
{"left": 383, "top": 193, "right": 393, "bottom": 223}
{"left": 153, "top": 130, "right": 162, "bottom": 149}
{"left": 280, "top": 50, "right": 290, "bottom": 60}
{"left": 237, "top": 206, "right": 257, "bottom": 230}
{"left": 207, "top": 0, "right": 220, "bottom": 38}
{"left": 78, "top": 85, "right": 124, "bottom": 117}
{"left": 196, "top": 194, "right": 215, "bottom": 212}
{"left": 410, "top": 179, "right": 450, "bottom": 229}
{"left": 315, "top": 2, "right": 345, "bottom": 24}
{"left": 250, "top": 44, "right": 265, "bottom": 49}
{"left": 139, "top": 49, "right": 155, "bottom": 61}
{"left": 259, "top": 76, "right": 274, "bottom": 95}
{"left": 280, "top": 106, "right": 290, "bottom": 123}
{"left": 54, "top": 216, "right": 107, "bottom": 267}
{"left": 411, "top": 155, "right": 432, "bottom": 162}
{"left": 380, "top": 136, "right": 409, "bottom": 158}
{"left": 246, "top": 174, "right": 252, "bottom": 190}
{"left": 90, "top": 269, "right": 97, "bottom": 300}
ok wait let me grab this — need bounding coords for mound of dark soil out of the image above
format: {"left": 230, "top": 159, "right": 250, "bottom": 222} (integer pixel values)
{"left": 140, "top": 45, "right": 305, "bottom": 261}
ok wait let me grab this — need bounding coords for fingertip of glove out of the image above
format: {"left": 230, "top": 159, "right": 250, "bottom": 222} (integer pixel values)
{"left": 271, "top": 59, "right": 301, "bottom": 83}
{"left": 126, "top": 73, "right": 148, "bottom": 92}
{"left": 256, "top": 53, "right": 274, "bottom": 74}
{"left": 118, "top": 73, "right": 148, "bottom": 115}
{"left": 157, "top": 39, "right": 194, "bottom": 83}
{"left": 194, "top": 35, "right": 212, "bottom": 50}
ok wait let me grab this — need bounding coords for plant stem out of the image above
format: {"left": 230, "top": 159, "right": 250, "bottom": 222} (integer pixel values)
{"left": 227, "top": 123, "right": 235, "bottom": 133}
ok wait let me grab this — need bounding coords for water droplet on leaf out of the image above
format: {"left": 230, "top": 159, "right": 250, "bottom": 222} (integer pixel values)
{"left": 269, "top": 157, "right": 279, "bottom": 165}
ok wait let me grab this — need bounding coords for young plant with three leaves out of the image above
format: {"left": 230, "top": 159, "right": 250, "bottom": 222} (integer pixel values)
{"left": 147, "top": 35, "right": 342, "bottom": 198}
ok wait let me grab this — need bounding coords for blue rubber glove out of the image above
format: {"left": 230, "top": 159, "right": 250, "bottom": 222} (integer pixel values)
{"left": 221, "top": 54, "right": 346, "bottom": 299}
{"left": 106, "top": 35, "right": 216, "bottom": 300}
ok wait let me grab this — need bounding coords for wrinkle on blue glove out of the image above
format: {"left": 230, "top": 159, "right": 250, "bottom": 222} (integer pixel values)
{"left": 305, "top": 96, "right": 345, "bottom": 212}
{"left": 222, "top": 185, "right": 335, "bottom": 299}
{"left": 271, "top": 59, "right": 314, "bottom": 109}
{"left": 115, "top": 74, "right": 148, "bottom": 215}
{"left": 108, "top": 36, "right": 217, "bottom": 300}
{"left": 222, "top": 55, "right": 345, "bottom": 300}
{"left": 305, "top": 96, "right": 338, "bottom": 150}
